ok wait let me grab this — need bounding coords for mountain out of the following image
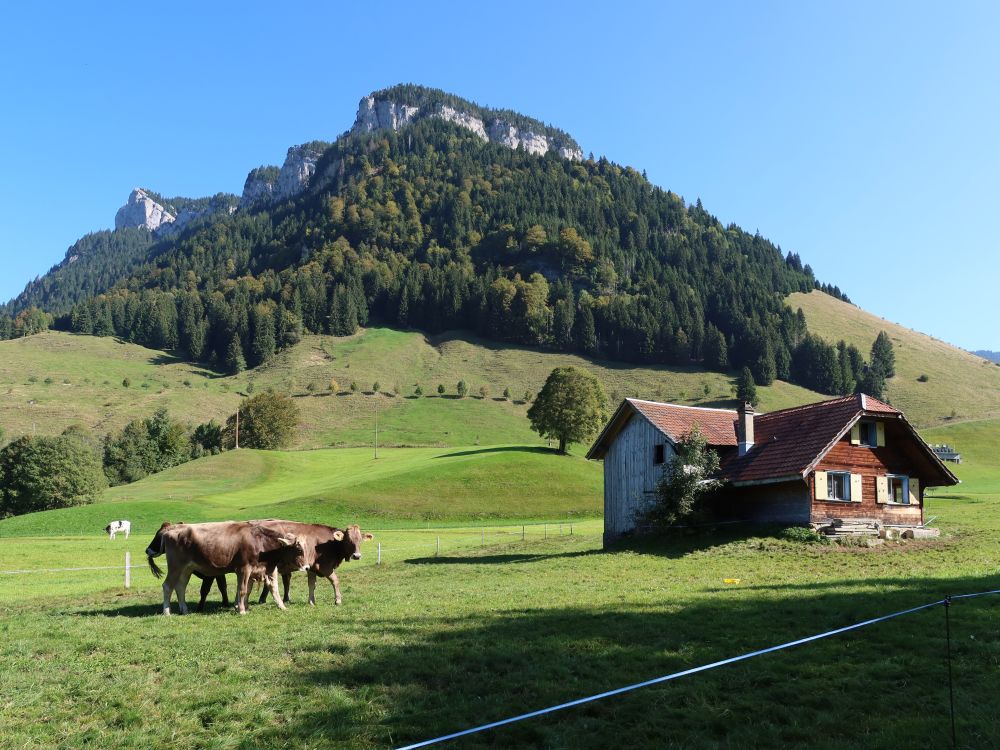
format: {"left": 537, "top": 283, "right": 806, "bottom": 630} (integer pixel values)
{"left": 973, "top": 350, "right": 1000, "bottom": 364}
{"left": 2, "top": 84, "right": 852, "bottom": 397}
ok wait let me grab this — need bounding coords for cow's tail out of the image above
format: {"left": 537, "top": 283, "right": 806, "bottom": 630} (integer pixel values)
{"left": 147, "top": 555, "right": 164, "bottom": 579}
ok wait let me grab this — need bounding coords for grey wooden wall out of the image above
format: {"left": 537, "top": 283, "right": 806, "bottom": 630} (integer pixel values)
{"left": 603, "top": 415, "right": 672, "bottom": 544}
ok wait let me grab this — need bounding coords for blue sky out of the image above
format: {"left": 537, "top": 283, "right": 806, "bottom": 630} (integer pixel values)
{"left": 1, "top": 1, "right": 997, "bottom": 349}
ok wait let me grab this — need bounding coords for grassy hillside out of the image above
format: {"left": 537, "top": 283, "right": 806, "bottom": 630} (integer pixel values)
{"left": 2, "top": 421, "right": 999, "bottom": 748}
{"left": 0, "top": 328, "right": 824, "bottom": 448}
{"left": 788, "top": 291, "right": 1000, "bottom": 426}
{"left": 0, "top": 444, "right": 602, "bottom": 537}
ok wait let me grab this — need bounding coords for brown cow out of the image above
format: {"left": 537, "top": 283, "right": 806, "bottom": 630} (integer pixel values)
{"left": 145, "top": 521, "right": 307, "bottom": 615}
{"left": 257, "top": 522, "right": 373, "bottom": 606}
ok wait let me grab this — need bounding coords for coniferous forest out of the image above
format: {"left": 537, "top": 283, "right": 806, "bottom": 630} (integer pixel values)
{"left": 1, "top": 92, "right": 858, "bottom": 394}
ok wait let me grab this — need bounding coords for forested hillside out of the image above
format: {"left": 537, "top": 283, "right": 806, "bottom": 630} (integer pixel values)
{"left": 2, "top": 86, "right": 853, "bottom": 394}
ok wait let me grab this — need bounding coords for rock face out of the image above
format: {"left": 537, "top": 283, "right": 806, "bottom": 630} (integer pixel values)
{"left": 275, "top": 144, "right": 325, "bottom": 201}
{"left": 114, "top": 189, "right": 175, "bottom": 232}
{"left": 241, "top": 166, "right": 279, "bottom": 206}
{"left": 351, "top": 95, "right": 583, "bottom": 161}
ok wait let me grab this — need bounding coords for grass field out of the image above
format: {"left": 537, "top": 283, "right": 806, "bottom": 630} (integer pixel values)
{"left": 0, "top": 328, "right": 824, "bottom": 449}
{"left": 1, "top": 419, "right": 999, "bottom": 748}
{"left": 788, "top": 290, "right": 1000, "bottom": 426}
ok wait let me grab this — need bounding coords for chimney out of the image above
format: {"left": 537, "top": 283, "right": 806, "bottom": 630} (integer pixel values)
{"left": 737, "top": 401, "right": 755, "bottom": 456}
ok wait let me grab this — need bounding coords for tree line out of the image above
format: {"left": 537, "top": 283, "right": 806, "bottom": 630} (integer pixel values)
{"left": 0, "top": 392, "right": 299, "bottom": 518}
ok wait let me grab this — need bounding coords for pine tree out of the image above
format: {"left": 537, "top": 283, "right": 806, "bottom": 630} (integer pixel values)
{"left": 870, "top": 331, "right": 896, "bottom": 379}
{"left": 226, "top": 334, "right": 246, "bottom": 374}
{"left": 736, "top": 366, "right": 759, "bottom": 406}
{"left": 703, "top": 324, "right": 729, "bottom": 371}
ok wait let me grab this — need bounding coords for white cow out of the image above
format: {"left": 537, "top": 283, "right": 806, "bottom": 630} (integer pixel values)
{"left": 105, "top": 520, "right": 131, "bottom": 540}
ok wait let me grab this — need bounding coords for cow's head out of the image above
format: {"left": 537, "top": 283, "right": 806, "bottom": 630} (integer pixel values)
{"left": 145, "top": 521, "right": 176, "bottom": 579}
{"left": 333, "top": 524, "right": 374, "bottom": 561}
{"left": 104, "top": 524, "right": 112, "bottom": 535}
{"left": 255, "top": 526, "right": 310, "bottom": 571}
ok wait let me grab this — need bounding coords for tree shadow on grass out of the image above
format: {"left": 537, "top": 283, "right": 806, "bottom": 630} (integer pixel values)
{"left": 248, "top": 571, "right": 1000, "bottom": 750}
{"left": 434, "top": 446, "right": 559, "bottom": 459}
{"left": 404, "top": 548, "right": 603, "bottom": 566}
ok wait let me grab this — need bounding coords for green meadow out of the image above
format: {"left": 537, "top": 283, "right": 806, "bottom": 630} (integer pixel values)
{"left": 1, "top": 417, "right": 999, "bottom": 748}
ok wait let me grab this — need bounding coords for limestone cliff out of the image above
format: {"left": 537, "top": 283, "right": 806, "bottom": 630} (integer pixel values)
{"left": 114, "top": 189, "right": 175, "bottom": 232}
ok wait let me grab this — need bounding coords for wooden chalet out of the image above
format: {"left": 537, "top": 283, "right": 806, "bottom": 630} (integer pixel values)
{"left": 587, "top": 394, "right": 959, "bottom": 547}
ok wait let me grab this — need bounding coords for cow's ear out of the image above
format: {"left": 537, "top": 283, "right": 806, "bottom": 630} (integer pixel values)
{"left": 276, "top": 535, "right": 297, "bottom": 547}
{"left": 363, "top": 533, "right": 374, "bottom": 541}
{"left": 332, "top": 530, "right": 344, "bottom": 541}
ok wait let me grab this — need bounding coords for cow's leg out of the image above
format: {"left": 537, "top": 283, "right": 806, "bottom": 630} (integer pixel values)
{"left": 162, "top": 567, "right": 184, "bottom": 616}
{"left": 327, "top": 570, "right": 343, "bottom": 606}
{"left": 307, "top": 571, "right": 317, "bottom": 606}
{"left": 176, "top": 570, "right": 193, "bottom": 615}
{"left": 217, "top": 576, "right": 230, "bottom": 607}
{"left": 282, "top": 572, "right": 292, "bottom": 603}
{"left": 197, "top": 575, "right": 213, "bottom": 612}
{"left": 109, "top": 531, "right": 116, "bottom": 541}
{"left": 125, "top": 528, "right": 130, "bottom": 539}
{"left": 258, "top": 579, "right": 270, "bottom": 604}
{"left": 266, "top": 568, "right": 287, "bottom": 611}
{"left": 236, "top": 569, "right": 250, "bottom": 614}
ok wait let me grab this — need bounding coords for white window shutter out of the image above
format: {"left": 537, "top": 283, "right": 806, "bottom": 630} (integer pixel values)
{"left": 814, "top": 470, "right": 828, "bottom": 500}
{"left": 850, "top": 473, "right": 863, "bottom": 502}
{"left": 850, "top": 424, "right": 861, "bottom": 445}
{"left": 876, "top": 422, "right": 886, "bottom": 447}
{"left": 909, "top": 478, "right": 920, "bottom": 506}
{"left": 876, "top": 476, "right": 889, "bottom": 504}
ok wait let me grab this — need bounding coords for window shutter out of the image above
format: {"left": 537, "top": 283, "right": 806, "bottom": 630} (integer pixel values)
{"left": 850, "top": 473, "right": 863, "bottom": 503}
{"left": 876, "top": 476, "right": 889, "bottom": 504}
{"left": 850, "top": 424, "right": 861, "bottom": 445}
{"left": 814, "top": 470, "right": 828, "bottom": 500}
{"left": 876, "top": 422, "right": 886, "bottom": 447}
{"left": 909, "top": 478, "right": 920, "bottom": 506}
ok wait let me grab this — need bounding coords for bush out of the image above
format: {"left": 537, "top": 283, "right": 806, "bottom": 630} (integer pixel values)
{"left": 329, "top": 379, "right": 339, "bottom": 393}
{"left": 306, "top": 381, "right": 317, "bottom": 393}
{"left": 350, "top": 381, "right": 359, "bottom": 393}
{"left": 43, "top": 377, "right": 54, "bottom": 385}
{"left": 414, "top": 384, "right": 424, "bottom": 396}
{"left": 779, "top": 526, "right": 824, "bottom": 544}
{"left": 917, "top": 374, "right": 929, "bottom": 382}
{"left": 373, "top": 382, "right": 381, "bottom": 394}
{"left": 457, "top": 380, "right": 468, "bottom": 398}
{"left": 437, "top": 384, "right": 446, "bottom": 395}
{"left": 479, "top": 384, "right": 490, "bottom": 399}
{"left": 503, "top": 387, "right": 511, "bottom": 401}
{"left": 645, "top": 427, "right": 720, "bottom": 527}
{"left": 0, "top": 432, "right": 106, "bottom": 516}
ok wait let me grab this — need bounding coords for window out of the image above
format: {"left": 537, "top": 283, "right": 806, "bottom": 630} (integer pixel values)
{"left": 888, "top": 475, "right": 909, "bottom": 504}
{"left": 653, "top": 444, "right": 666, "bottom": 465}
{"left": 858, "top": 421, "right": 878, "bottom": 447}
{"left": 827, "top": 471, "right": 852, "bottom": 501}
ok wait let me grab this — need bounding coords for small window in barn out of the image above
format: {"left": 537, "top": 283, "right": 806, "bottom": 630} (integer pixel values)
{"left": 888, "top": 475, "right": 909, "bottom": 504}
{"left": 827, "top": 471, "right": 852, "bottom": 501}
{"left": 859, "top": 421, "right": 878, "bottom": 447}
{"left": 653, "top": 444, "right": 666, "bottom": 465}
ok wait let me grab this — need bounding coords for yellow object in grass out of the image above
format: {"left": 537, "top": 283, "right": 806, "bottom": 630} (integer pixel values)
{"left": 723, "top": 578, "right": 740, "bottom": 584}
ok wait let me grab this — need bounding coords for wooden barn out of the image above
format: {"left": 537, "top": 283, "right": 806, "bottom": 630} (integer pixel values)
{"left": 587, "top": 394, "right": 959, "bottom": 547}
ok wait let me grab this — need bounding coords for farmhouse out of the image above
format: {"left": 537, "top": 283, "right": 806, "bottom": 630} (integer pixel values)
{"left": 587, "top": 394, "right": 959, "bottom": 546}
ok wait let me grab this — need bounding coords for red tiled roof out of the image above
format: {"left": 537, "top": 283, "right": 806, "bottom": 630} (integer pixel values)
{"left": 587, "top": 393, "right": 953, "bottom": 485}
{"left": 721, "top": 394, "right": 886, "bottom": 483}
{"left": 628, "top": 399, "right": 739, "bottom": 446}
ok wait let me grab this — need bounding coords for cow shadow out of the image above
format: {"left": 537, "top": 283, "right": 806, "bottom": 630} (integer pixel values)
{"left": 246, "top": 571, "right": 1000, "bottom": 749}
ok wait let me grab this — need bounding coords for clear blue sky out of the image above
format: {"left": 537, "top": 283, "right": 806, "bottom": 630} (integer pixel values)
{"left": 1, "top": 1, "right": 997, "bottom": 349}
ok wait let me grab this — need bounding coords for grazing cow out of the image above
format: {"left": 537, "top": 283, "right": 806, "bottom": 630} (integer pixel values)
{"left": 145, "top": 521, "right": 308, "bottom": 615}
{"left": 104, "top": 520, "right": 131, "bottom": 540}
{"left": 258, "top": 522, "right": 373, "bottom": 606}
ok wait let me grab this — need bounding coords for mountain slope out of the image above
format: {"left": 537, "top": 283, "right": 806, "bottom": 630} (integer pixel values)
{"left": 3, "top": 84, "right": 837, "bottom": 400}
{"left": 787, "top": 290, "right": 1000, "bottom": 426}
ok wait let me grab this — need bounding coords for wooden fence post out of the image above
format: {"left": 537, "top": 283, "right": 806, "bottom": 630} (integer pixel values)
{"left": 124, "top": 551, "right": 131, "bottom": 589}
{"left": 436, "top": 537, "right": 440, "bottom": 556}
{"left": 522, "top": 525, "right": 525, "bottom": 541}
{"left": 377, "top": 542, "right": 382, "bottom": 565}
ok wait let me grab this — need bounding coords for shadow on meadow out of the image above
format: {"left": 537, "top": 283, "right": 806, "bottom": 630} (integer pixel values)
{"left": 244, "top": 570, "right": 1000, "bottom": 750}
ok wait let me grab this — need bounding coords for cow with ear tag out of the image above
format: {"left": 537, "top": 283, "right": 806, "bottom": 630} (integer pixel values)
{"left": 257, "top": 522, "right": 374, "bottom": 606}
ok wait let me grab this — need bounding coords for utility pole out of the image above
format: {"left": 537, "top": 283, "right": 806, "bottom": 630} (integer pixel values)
{"left": 235, "top": 409, "right": 240, "bottom": 449}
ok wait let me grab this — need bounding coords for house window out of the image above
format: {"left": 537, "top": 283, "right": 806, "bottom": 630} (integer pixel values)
{"left": 858, "top": 421, "right": 878, "bottom": 447}
{"left": 888, "top": 475, "right": 909, "bottom": 504}
{"left": 653, "top": 444, "right": 666, "bottom": 465}
{"left": 827, "top": 471, "right": 852, "bottom": 501}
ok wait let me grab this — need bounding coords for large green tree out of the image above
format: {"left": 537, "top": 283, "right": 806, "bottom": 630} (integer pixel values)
{"left": 527, "top": 366, "right": 609, "bottom": 453}
{"left": 224, "top": 391, "right": 300, "bottom": 450}
{"left": 0, "top": 432, "right": 106, "bottom": 517}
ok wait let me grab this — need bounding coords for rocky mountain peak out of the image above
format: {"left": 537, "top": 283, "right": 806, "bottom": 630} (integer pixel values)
{"left": 114, "top": 188, "right": 175, "bottom": 232}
